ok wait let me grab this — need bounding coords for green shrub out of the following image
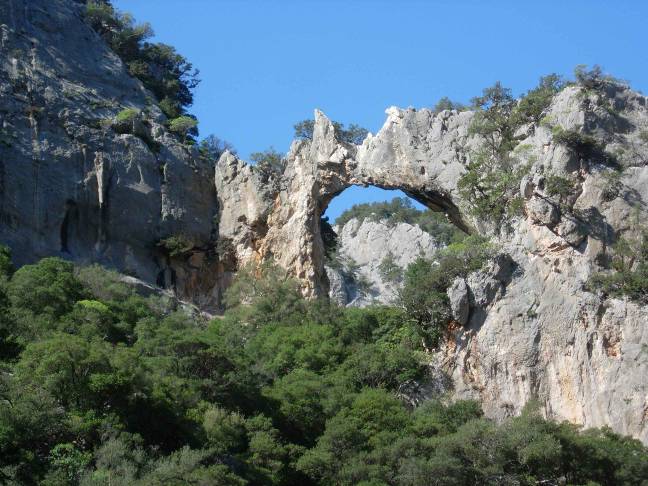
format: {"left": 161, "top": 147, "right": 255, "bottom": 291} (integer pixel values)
{"left": 378, "top": 252, "right": 402, "bottom": 283}
{"left": 433, "top": 96, "right": 467, "bottom": 113}
{"left": 588, "top": 230, "right": 648, "bottom": 302}
{"left": 552, "top": 125, "right": 611, "bottom": 163}
{"left": 513, "top": 73, "right": 565, "bottom": 125}
{"left": 599, "top": 169, "right": 623, "bottom": 201}
{"left": 7, "top": 257, "right": 85, "bottom": 319}
{"left": 84, "top": 1, "right": 199, "bottom": 119}
{"left": 574, "top": 64, "right": 623, "bottom": 91}
{"left": 400, "top": 235, "right": 492, "bottom": 344}
{"left": 458, "top": 81, "right": 534, "bottom": 223}
{"left": 158, "top": 234, "right": 193, "bottom": 257}
{"left": 115, "top": 107, "right": 140, "bottom": 124}
{"left": 250, "top": 147, "right": 285, "bottom": 179}
{"left": 544, "top": 172, "right": 576, "bottom": 200}
{"left": 0, "top": 250, "right": 647, "bottom": 484}
{"left": 457, "top": 149, "right": 529, "bottom": 222}
{"left": 168, "top": 115, "right": 198, "bottom": 142}
{"left": 199, "top": 134, "right": 236, "bottom": 161}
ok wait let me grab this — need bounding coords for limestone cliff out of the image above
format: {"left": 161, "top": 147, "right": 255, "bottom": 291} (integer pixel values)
{"left": 1, "top": 0, "right": 648, "bottom": 444}
{"left": 326, "top": 217, "right": 441, "bottom": 306}
{"left": 0, "top": 0, "right": 226, "bottom": 310}
{"left": 217, "top": 87, "right": 648, "bottom": 443}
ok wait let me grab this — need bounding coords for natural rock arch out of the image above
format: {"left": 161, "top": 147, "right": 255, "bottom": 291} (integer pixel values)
{"left": 216, "top": 108, "right": 478, "bottom": 296}
{"left": 215, "top": 90, "right": 648, "bottom": 444}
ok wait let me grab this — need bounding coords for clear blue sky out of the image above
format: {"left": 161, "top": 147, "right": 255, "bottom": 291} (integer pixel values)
{"left": 113, "top": 0, "right": 647, "bottom": 221}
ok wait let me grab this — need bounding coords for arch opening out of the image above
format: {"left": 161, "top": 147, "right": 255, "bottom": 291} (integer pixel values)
{"left": 319, "top": 185, "right": 468, "bottom": 307}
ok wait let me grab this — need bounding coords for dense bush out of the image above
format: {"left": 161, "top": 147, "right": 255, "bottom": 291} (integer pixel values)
{"left": 84, "top": 1, "right": 200, "bottom": 120}
{"left": 168, "top": 115, "right": 199, "bottom": 142}
{"left": 400, "top": 236, "right": 493, "bottom": 345}
{"left": 458, "top": 75, "right": 567, "bottom": 223}
{"left": 433, "top": 96, "right": 467, "bottom": 113}
{"left": 0, "top": 247, "right": 646, "bottom": 485}
{"left": 250, "top": 147, "right": 286, "bottom": 180}
{"left": 588, "top": 230, "right": 648, "bottom": 303}
{"left": 335, "top": 197, "right": 465, "bottom": 245}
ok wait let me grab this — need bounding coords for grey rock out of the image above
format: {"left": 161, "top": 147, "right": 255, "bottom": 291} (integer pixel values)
{"left": 526, "top": 196, "right": 560, "bottom": 226}
{"left": 325, "top": 217, "right": 440, "bottom": 306}
{"left": 0, "top": 0, "right": 223, "bottom": 310}
{"left": 2, "top": 0, "right": 648, "bottom": 444}
{"left": 448, "top": 277, "right": 470, "bottom": 325}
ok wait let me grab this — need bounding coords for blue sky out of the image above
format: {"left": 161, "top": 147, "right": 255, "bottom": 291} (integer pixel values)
{"left": 113, "top": 0, "right": 647, "bottom": 221}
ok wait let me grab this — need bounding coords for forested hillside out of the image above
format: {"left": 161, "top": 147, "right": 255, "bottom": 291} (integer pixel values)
{"left": 1, "top": 250, "right": 647, "bottom": 485}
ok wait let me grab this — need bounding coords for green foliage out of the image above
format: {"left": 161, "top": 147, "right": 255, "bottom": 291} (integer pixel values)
{"left": 8, "top": 257, "right": 85, "bottom": 319}
{"left": 432, "top": 96, "right": 466, "bottom": 113}
{"left": 320, "top": 216, "right": 338, "bottom": 263}
{"left": 574, "top": 64, "right": 624, "bottom": 91}
{"left": 158, "top": 234, "right": 194, "bottom": 257}
{"left": 469, "top": 81, "right": 519, "bottom": 156}
{"left": 293, "top": 119, "right": 315, "bottom": 140}
{"left": 552, "top": 125, "right": 614, "bottom": 165}
{"left": 457, "top": 75, "right": 569, "bottom": 223}
{"left": 111, "top": 107, "right": 142, "bottom": 135}
{"left": 335, "top": 197, "right": 464, "bottom": 245}
{"left": 588, "top": 230, "right": 648, "bottom": 303}
{"left": 85, "top": 1, "right": 200, "bottom": 119}
{"left": 378, "top": 252, "right": 402, "bottom": 284}
{"left": 457, "top": 81, "right": 533, "bottom": 223}
{"left": 0, "top": 248, "right": 646, "bottom": 484}
{"left": 544, "top": 172, "right": 576, "bottom": 201}
{"left": 293, "top": 119, "right": 369, "bottom": 145}
{"left": 199, "top": 134, "right": 236, "bottom": 161}
{"left": 115, "top": 107, "right": 140, "bottom": 124}
{"left": 457, "top": 148, "right": 529, "bottom": 222}
{"left": 250, "top": 147, "right": 285, "bottom": 179}
{"left": 0, "top": 244, "right": 13, "bottom": 277}
{"left": 400, "top": 236, "right": 492, "bottom": 344}
{"left": 599, "top": 169, "right": 624, "bottom": 201}
{"left": 168, "top": 115, "right": 198, "bottom": 142}
{"left": 514, "top": 73, "right": 565, "bottom": 125}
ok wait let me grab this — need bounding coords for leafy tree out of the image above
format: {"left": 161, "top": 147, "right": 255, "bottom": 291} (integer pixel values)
{"left": 84, "top": 1, "right": 200, "bottom": 119}
{"left": 469, "top": 81, "right": 519, "bottom": 157}
{"left": 378, "top": 252, "right": 402, "bottom": 283}
{"left": 0, "top": 245, "right": 14, "bottom": 277}
{"left": 433, "top": 97, "right": 466, "bottom": 113}
{"left": 459, "top": 83, "right": 532, "bottom": 222}
{"left": 588, "top": 230, "right": 648, "bottom": 302}
{"left": 250, "top": 147, "right": 285, "bottom": 179}
{"left": 199, "top": 134, "right": 237, "bottom": 161}
{"left": 294, "top": 119, "right": 315, "bottom": 140}
{"left": 8, "top": 257, "right": 85, "bottom": 319}
{"left": 400, "top": 236, "right": 492, "bottom": 343}
{"left": 514, "top": 73, "right": 565, "bottom": 125}
{"left": 0, "top": 250, "right": 646, "bottom": 484}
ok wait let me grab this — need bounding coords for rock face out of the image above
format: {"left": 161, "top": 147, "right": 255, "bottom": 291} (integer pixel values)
{"left": 216, "top": 87, "right": 648, "bottom": 444}
{"left": 0, "top": 0, "right": 227, "bottom": 310}
{"left": 325, "top": 217, "right": 441, "bottom": 306}
{"left": 2, "top": 0, "right": 648, "bottom": 444}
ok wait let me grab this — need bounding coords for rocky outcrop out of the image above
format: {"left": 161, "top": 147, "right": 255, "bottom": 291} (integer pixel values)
{"left": 1, "top": 0, "right": 648, "bottom": 444}
{"left": 216, "top": 85, "right": 648, "bottom": 443}
{"left": 325, "top": 217, "right": 441, "bottom": 306}
{"left": 0, "top": 0, "right": 226, "bottom": 310}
